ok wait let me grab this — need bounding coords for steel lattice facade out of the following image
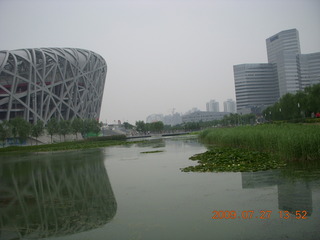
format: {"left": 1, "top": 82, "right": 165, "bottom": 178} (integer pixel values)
{"left": 0, "top": 48, "right": 107, "bottom": 124}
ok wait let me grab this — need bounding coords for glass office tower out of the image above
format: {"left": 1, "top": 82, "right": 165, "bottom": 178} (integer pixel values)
{"left": 297, "top": 52, "right": 320, "bottom": 89}
{"left": 233, "top": 63, "right": 279, "bottom": 113}
{"left": 266, "top": 29, "right": 301, "bottom": 96}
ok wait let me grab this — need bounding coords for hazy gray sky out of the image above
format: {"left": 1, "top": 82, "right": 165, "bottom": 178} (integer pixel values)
{"left": 1, "top": 0, "right": 319, "bottom": 124}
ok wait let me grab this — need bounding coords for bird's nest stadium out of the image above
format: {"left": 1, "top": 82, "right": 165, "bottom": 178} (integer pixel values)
{"left": 0, "top": 48, "right": 107, "bottom": 124}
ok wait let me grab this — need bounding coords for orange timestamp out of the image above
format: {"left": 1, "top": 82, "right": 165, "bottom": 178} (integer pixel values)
{"left": 212, "top": 210, "right": 308, "bottom": 220}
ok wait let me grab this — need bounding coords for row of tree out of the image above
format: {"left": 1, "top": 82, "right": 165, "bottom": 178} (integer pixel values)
{"left": 127, "top": 113, "right": 257, "bottom": 134}
{"left": 263, "top": 83, "right": 320, "bottom": 121}
{"left": 0, "top": 118, "right": 102, "bottom": 145}
{"left": 134, "top": 121, "right": 164, "bottom": 134}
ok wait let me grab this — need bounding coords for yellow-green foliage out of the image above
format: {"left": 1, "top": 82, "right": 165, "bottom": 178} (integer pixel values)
{"left": 305, "top": 118, "right": 320, "bottom": 123}
{"left": 199, "top": 124, "right": 320, "bottom": 161}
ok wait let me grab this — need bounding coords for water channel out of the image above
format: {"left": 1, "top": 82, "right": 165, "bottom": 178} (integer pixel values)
{"left": 0, "top": 136, "right": 319, "bottom": 240}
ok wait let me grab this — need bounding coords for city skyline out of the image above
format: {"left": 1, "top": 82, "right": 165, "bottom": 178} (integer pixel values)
{"left": 1, "top": 0, "right": 320, "bottom": 124}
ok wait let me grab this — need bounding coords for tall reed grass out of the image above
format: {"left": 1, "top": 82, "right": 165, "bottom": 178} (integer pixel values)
{"left": 199, "top": 124, "right": 320, "bottom": 161}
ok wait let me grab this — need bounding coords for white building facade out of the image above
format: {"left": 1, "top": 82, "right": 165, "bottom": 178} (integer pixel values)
{"left": 182, "top": 111, "right": 229, "bottom": 123}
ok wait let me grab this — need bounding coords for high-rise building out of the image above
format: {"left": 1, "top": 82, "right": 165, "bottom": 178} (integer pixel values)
{"left": 234, "top": 29, "right": 320, "bottom": 114}
{"left": 223, "top": 99, "right": 236, "bottom": 113}
{"left": 233, "top": 64, "right": 279, "bottom": 113}
{"left": 266, "top": 29, "right": 301, "bottom": 96}
{"left": 297, "top": 52, "right": 320, "bottom": 89}
{"left": 206, "top": 99, "right": 219, "bottom": 112}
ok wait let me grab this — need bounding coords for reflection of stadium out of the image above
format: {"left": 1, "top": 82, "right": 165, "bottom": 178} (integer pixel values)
{"left": 241, "top": 170, "right": 313, "bottom": 216}
{"left": 0, "top": 48, "right": 107, "bottom": 123}
{"left": 0, "top": 150, "right": 116, "bottom": 239}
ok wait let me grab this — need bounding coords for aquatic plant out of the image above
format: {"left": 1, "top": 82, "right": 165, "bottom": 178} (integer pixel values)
{"left": 140, "top": 150, "right": 164, "bottom": 154}
{"left": 199, "top": 124, "right": 320, "bottom": 161}
{"left": 182, "top": 147, "right": 286, "bottom": 172}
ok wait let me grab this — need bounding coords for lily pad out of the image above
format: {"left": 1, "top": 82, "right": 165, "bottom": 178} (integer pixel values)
{"left": 140, "top": 150, "right": 164, "bottom": 154}
{"left": 182, "top": 147, "right": 286, "bottom": 172}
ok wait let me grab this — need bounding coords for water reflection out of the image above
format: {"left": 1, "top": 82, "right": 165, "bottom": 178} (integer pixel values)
{"left": 241, "top": 163, "right": 320, "bottom": 217}
{"left": 134, "top": 139, "right": 166, "bottom": 148}
{"left": 0, "top": 150, "right": 117, "bottom": 240}
{"left": 278, "top": 179, "right": 312, "bottom": 216}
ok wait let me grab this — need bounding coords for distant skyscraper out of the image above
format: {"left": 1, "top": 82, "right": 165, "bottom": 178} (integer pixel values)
{"left": 206, "top": 100, "right": 219, "bottom": 112}
{"left": 233, "top": 64, "right": 279, "bottom": 113}
{"left": 266, "top": 29, "right": 301, "bottom": 96}
{"left": 223, "top": 99, "right": 236, "bottom": 113}
{"left": 206, "top": 102, "right": 209, "bottom": 112}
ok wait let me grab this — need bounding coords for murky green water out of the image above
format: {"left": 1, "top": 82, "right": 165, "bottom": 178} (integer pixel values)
{"left": 1, "top": 136, "right": 319, "bottom": 240}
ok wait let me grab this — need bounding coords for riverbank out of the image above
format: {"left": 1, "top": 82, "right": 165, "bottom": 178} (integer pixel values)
{"left": 0, "top": 136, "right": 132, "bottom": 154}
{"left": 199, "top": 123, "right": 320, "bottom": 161}
{"left": 0, "top": 133, "right": 197, "bottom": 154}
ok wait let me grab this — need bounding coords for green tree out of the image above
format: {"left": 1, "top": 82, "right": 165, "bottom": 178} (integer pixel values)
{"left": 280, "top": 93, "right": 299, "bottom": 120}
{"left": 123, "top": 122, "right": 134, "bottom": 130}
{"left": 263, "top": 106, "right": 273, "bottom": 121}
{"left": 71, "top": 118, "right": 83, "bottom": 139}
{"left": 184, "top": 122, "right": 200, "bottom": 131}
{"left": 31, "top": 120, "right": 44, "bottom": 145}
{"left": 305, "top": 83, "right": 320, "bottom": 115}
{"left": 58, "top": 120, "right": 71, "bottom": 141}
{"left": 135, "top": 120, "right": 146, "bottom": 133}
{"left": 46, "top": 118, "right": 58, "bottom": 143}
{"left": 10, "top": 117, "right": 31, "bottom": 143}
{"left": 241, "top": 113, "right": 256, "bottom": 125}
{"left": 228, "top": 114, "right": 238, "bottom": 125}
{"left": 150, "top": 121, "right": 164, "bottom": 133}
{"left": 145, "top": 123, "right": 151, "bottom": 133}
{"left": 80, "top": 119, "right": 101, "bottom": 137}
{"left": 81, "top": 119, "right": 91, "bottom": 137}
{"left": 10, "top": 118, "right": 19, "bottom": 139}
{"left": 262, "top": 84, "right": 320, "bottom": 121}
{"left": 89, "top": 119, "right": 101, "bottom": 135}
{"left": 0, "top": 120, "right": 12, "bottom": 147}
